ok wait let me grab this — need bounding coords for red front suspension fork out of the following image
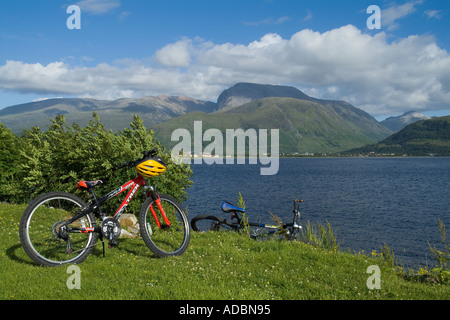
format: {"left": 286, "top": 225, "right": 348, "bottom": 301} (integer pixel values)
{"left": 149, "top": 194, "right": 171, "bottom": 229}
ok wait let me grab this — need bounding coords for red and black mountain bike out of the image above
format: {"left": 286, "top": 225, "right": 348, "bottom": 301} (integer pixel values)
{"left": 19, "top": 149, "right": 190, "bottom": 267}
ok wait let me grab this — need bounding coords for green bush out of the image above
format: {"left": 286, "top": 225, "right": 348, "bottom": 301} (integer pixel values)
{"left": 0, "top": 113, "right": 192, "bottom": 213}
{"left": 0, "top": 123, "right": 23, "bottom": 201}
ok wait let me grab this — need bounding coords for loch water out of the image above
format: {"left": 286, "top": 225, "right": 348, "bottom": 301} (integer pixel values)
{"left": 186, "top": 157, "right": 450, "bottom": 268}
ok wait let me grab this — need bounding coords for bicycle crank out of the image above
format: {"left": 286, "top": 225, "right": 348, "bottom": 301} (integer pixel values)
{"left": 101, "top": 218, "right": 121, "bottom": 247}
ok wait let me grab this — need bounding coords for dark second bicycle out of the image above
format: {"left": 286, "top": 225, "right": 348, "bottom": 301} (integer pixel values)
{"left": 191, "top": 199, "right": 303, "bottom": 240}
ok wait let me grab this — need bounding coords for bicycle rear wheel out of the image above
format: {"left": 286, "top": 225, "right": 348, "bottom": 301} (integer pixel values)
{"left": 191, "top": 215, "right": 237, "bottom": 232}
{"left": 139, "top": 194, "right": 190, "bottom": 257}
{"left": 19, "top": 192, "right": 97, "bottom": 267}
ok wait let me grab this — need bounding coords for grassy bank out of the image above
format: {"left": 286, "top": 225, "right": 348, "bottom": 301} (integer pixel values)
{"left": 1, "top": 202, "right": 449, "bottom": 300}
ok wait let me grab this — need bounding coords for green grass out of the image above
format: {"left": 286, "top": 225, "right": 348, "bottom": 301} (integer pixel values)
{"left": 1, "top": 202, "right": 450, "bottom": 300}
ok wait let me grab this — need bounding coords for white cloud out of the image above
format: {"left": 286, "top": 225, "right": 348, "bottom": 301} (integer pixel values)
{"left": 32, "top": 97, "right": 64, "bottom": 102}
{"left": 243, "top": 16, "right": 290, "bottom": 26}
{"left": 424, "top": 9, "right": 443, "bottom": 20}
{"left": 302, "top": 10, "right": 313, "bottom": 22}
{"left": 155, "top": 39, "right": 192, "bottom": 67}
{"left": 382, "top": 0, "right": 423, "bottom": 30}
{"left": 75, "top": 0, "right": 120, "bottom": 14}
{"left": 119, "top": 11, "right": 131, "bottom": 20}
{"left": 1, "top": 24, "right": 450, "bottom": 116}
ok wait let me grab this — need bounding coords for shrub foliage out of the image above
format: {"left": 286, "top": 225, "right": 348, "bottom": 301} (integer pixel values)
{"left": 0, "top": 113, "right": 192, "bottom": 213}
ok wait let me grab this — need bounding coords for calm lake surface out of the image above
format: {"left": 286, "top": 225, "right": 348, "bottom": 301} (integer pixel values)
{"left": 185, "top": 157, "right": 450, "bottom": 267}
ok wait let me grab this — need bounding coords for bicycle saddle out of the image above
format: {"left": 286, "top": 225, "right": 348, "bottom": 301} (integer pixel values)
{"left": 221, "top": 201, "right": 245, "bottom": 213}
{"left": 77, "top": 180, "right": 104, "bottom": 191}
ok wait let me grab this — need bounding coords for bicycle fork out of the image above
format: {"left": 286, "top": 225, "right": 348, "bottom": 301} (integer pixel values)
{"left": 291, "top": 199, "right": 303, "bottom": 237}
{"left": 144, "top": 186, "right": 171, "bottom": 233}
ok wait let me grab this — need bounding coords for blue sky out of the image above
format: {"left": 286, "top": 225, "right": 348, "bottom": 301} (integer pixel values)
{"left": 1, "top": 0, "right": 449, "bottom": 120}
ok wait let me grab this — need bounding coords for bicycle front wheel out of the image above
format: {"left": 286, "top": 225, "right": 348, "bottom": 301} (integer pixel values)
{"left": 19, "top": 192, "right": 97, "bottom": 267}
{"left": 139, "top": 194, "right": 190, "bottom": 257}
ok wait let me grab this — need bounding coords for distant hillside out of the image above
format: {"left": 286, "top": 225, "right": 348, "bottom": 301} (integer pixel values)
{"left": 153, "top": 97, "right": 392, "bottom": 154}
{"left": 0, "top": 96, "right": 215, "bottom": 134}
{"left": 380, "top": 111, "right": 431, "bottom": 132}
{"left": 344, "top": 116, "right": 450, "bottom": 156}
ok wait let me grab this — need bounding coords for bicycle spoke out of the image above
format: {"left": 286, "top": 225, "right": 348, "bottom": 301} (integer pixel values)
{"left": 20, "top": 193, "right": 97, "bottom": 266}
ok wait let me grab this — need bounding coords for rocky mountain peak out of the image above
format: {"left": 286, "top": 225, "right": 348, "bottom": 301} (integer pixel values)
{"left": 215, "top": 82, "right": 311, "bottom": 111}
{"left": 381, "top": 111, "right": 431, "bottom": 132}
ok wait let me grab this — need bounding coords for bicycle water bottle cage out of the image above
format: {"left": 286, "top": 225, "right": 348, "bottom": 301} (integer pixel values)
{"left": 77, "top": 180, "right": 104, "bottom": 191}
{"left": 221, "top": 201, "right": 245, "bottom": 213}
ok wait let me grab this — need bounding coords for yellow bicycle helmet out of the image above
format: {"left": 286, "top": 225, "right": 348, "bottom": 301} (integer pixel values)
{"left": 136, "top": 157, "right": 167, "bottom": 177}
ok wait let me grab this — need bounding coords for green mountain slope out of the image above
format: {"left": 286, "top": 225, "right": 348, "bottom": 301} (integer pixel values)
{"left": 344, "top": 116, "right": 450, "bottom": 156}
{"left": 152, "top": 97, "right": 392, "bottom": 154}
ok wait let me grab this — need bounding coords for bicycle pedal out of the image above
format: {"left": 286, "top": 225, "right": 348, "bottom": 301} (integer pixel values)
{"left": 108, "top": 240, "right": 119, "bottom": 248}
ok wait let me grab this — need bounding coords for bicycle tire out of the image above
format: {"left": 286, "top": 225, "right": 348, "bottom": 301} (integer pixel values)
{"left": 191, "top": 215, "right": 238, "bottom": 232}
{"left": 139, "top": 194, "right": 190, "bottom": 257}
{"left": 19, "top": 192, "right": 97, "bottom": 267}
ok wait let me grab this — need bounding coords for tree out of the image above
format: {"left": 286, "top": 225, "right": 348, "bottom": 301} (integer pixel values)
{"left": 1, "top": 114, "right": 193, "bottom": 212}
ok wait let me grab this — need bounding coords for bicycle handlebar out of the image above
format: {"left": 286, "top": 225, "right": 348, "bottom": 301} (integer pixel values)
{"left": 116, "top": 161, "right": 134, "bottom": 169}
{"left": 115, "top": 149, "right": 158, "bottom": 170}
{"left": 293, "top": 199, "right": 303, "bottom": 212}
{"left": 142, "top": 149, "right": 158, "bottom": 158}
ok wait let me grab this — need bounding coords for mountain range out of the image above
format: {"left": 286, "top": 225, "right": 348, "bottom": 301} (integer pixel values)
{"left": 153, "top": 98, "right": 391, "bottom": 154}
{"left": 152, "top": 83, "right": 392, "bottom": 153}
{"left": 0, "top": 95, "right": 215, "bottom": 134}
{"left": 0, "top": 82, "right": 438, "bottom": 154}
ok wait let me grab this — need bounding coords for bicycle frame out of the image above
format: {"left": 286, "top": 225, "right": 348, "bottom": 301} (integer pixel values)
{"left": 228, "top": 199, "right": 302, "bottom": 230}
{"left": 224, "top": 199, "right": 303, "bottom": 238}
{"left": 66, "top": 175, "right": 170, "bottom": 233}
{"left": 229, "top": 211, "right": 278, "bottom": 230}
